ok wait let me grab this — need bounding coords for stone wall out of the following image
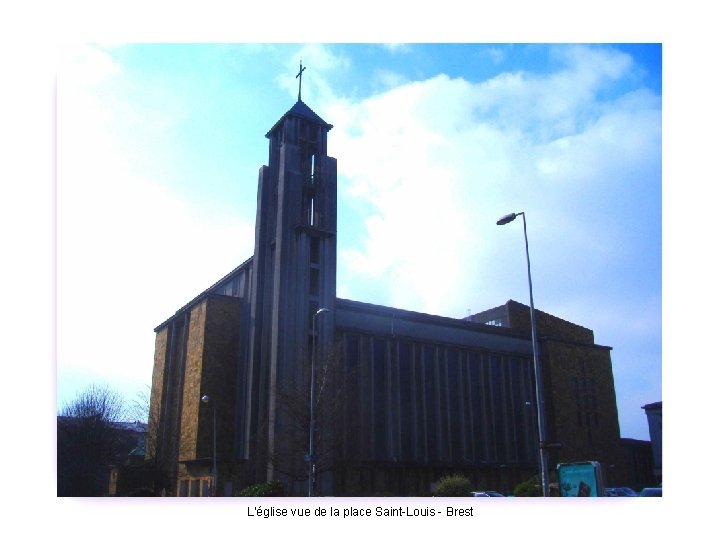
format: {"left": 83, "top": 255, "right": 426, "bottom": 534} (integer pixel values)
{"left": 506, "top": 300, "right": 595, "bottom": 344}
{"left": 199, "top": 294, "right": 242, "bottom": 463}
{"left": 146, "top": 327, "right": 168, "bottom": 462}
{"left": 541, "top": 338, "right": 630, "bottom": 484}
{"left": 178, "top": 302, "right": 207, "bottom": 462}
{"left": 170, "top": 295, "right": 243, "bottom": 493}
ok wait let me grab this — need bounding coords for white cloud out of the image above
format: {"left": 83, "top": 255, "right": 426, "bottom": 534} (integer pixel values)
{"left": 380, "top": 43, "right": 412, "bottom": 54}
{"left": 466, "top": 46, "right": 634, "bottom": 143}
{"left": 486, "top": 46, "right": 507, "bottom": 65}
{"left": 326, "top": 47, "right": 661, "bottom": 441}
{"left": 56, "top": 45, "right": 255, "bottom": 406}
{"left": 59, "top": 44, "right": 121, "bottom": 86}
{"left": 329, "top": 46, "right": 661, "bottom": 324}
{"left": 276, "top": 44, "right": 351, "bottom": 103}
{"left": 370, "top": 69, "right": 408, "bottom": 92}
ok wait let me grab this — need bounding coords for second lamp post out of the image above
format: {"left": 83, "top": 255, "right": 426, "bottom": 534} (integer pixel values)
{"left": 201, "top": 394, "right": 217, "bottom": 496}
{"left": 496, "top": 211, "right": 550, "bottom": 497}
{"left": 308, "top": 307, "right": 329, "bottom": 497}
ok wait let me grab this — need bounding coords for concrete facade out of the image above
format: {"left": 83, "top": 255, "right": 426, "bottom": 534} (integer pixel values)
{"left": 642, "top": 401, "right": 662, "bottom": 482}
{"left": 147, "top": 96, "right": 633, "bottom": 496}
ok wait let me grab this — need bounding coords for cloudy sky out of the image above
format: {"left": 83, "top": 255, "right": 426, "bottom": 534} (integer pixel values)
{"left": 55, "top": 43, "right": 661, "bottom": 441}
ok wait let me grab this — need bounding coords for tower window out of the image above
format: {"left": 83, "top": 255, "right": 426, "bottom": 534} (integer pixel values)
{"left": 310, "top": 236, "right": 320, "bottom": 264}
{"left": 309, "top": 267, "right": 320, "bottom": 298}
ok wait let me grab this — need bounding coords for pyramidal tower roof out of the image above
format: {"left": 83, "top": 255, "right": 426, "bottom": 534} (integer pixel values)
{"left": 265, "top": 99, "right": 333, "bottom": 137}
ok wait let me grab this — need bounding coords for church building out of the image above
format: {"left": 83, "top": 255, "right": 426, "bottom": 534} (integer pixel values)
{"left": 147, "top": 79, "right": 631, "bottom": 496}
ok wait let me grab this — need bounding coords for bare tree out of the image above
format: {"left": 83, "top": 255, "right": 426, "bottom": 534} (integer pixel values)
{"left": 60, "top": 383, "right": 127, "bottom": 422}
{"left": 131, "top": 386, "right": 173, "bottom": 495}
{"left": 129, "top": 387, "right": 151, "bottom": 423}
{"left": 57, "top": 384, "right": 128, "bottom": 496}
{"left": 266, "top": 340, "right": 361, "bottom": 493}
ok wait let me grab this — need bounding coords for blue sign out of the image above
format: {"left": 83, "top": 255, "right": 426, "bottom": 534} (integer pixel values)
{"left": 557, "top": 461, "right": 604, "bottom": 497}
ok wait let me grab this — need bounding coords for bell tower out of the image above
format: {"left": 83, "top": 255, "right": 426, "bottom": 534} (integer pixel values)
{"left": 243, "top": 71, "right": 337, "bottom": 483}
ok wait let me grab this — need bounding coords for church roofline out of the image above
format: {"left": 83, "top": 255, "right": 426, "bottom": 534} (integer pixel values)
{"left": 469, "top": 299, "right": 592, "bottom": 332}
{"left": 335, "top": 297, "right": 612, "bottom": 350}
{"left": 153, "top": 255, "right": 253, "bottom": 332}
{"left": 335, "top": 297, "right": 529, "bottom": 339}
{"left": 265, "top": 99, "right": 333, "bottom": 138}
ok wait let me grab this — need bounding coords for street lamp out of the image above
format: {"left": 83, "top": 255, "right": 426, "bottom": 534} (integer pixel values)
{"left": 201, "top": 394, "right": 217, "bottom": 496}
{"left": 496, "top": 211, "right": 550, "bottom": 497}
{"left": 308, "top": 307, "right": 329, "bottom": 497}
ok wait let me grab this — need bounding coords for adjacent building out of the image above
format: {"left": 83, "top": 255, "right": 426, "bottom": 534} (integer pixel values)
{"left": 642, "top": 401, "right": 662, "bottom": 483}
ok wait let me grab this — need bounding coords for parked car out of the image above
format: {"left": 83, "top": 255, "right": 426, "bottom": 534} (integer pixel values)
{"left": 639, "top": 487, "right": 662, "bottom": 497}
{"left": 605, "top": 487, "right": 638, "bottom": 497}
{"left": 471, "top": 491, "right": 505, "bottom": 497}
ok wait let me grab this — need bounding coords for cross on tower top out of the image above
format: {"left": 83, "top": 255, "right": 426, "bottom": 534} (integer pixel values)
{"left": 296, "top": 60, "right": 306, "bottom": 102}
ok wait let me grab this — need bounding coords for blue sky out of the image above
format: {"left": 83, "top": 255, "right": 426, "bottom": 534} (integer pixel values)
{"left": 56, "top": 43, "right": 661, "bottom": 442}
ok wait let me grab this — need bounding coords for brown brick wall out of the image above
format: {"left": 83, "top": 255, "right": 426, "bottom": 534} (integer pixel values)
{"left": 174, "top": 295, "right": 242, "bottom": 477}
{"left": 542, "top": 339, "right": 623, "bottom": 473}
{"left": 146, "top": 327, "right": 169, "bottom": 461}
{"left": 198, "top": 295, "right": 241, "bottom": 462}
{"left": 507, "top": 300, "right": 595, "bottom": 344}
{"left": 178, "top": 302, "right": 207, "bottom": 462}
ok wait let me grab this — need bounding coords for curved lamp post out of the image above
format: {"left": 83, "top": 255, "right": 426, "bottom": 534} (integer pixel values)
{"left": 497, "top": 211, "right": 550, "bottom": 497}
{"left": 308, "top": 307, "right": 330, "bottom": 497}
{"left": 201, "top": 394, "right": 217, "bottom": 496}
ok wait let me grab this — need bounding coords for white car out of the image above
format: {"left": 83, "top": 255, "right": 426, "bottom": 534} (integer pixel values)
{"left": 471, "top": 491, "right": 505, "bottom": 497}
{"left": 605, "top": 487, "right": 637, "bottom": 497}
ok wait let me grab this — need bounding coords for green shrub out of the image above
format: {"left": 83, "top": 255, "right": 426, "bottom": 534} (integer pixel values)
{"left": 434, "top": 474, "right": 472, "bottom": 497}
{"left": 513, "top": 474, "right": 542, "bottom": 497}
{"left": 237, "top": 480, "right": 285, "bottom": 497}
